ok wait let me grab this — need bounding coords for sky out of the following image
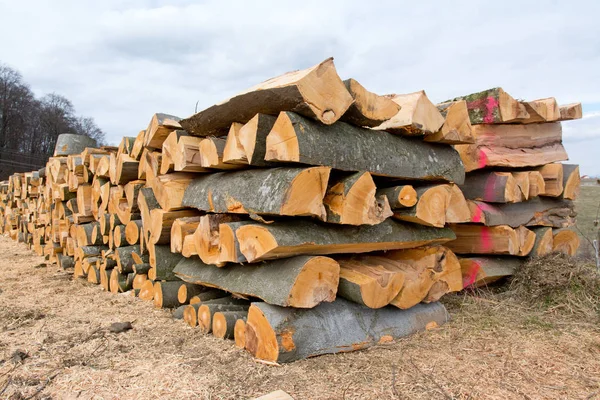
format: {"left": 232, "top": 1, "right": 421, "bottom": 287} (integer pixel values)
{"left": 0, "top": 0, "right": 599, "bottom": 175}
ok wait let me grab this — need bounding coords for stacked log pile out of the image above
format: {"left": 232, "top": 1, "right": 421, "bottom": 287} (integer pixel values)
{"left": 0, "top": 58, "right": 582, "bottom": 363}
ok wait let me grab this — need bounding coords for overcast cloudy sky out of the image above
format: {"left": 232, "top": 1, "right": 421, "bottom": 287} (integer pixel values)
{"left": 1, "top": 0, "right": 599, "bottom": 175}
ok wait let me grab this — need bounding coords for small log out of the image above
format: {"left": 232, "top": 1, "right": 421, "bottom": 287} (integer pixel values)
{"left": 173, "top": 255, "right": 339, "bottom": 308}
{"left": 125, "top": 220, "right": 143, "bottom": 245}
{"left": 150, "top": 209, "right": 201, "bottom": 245}
{"left": 173, "top": 305, "right": 187, "bottom": 320}
{"left": 537, "top": 163, "right": 564, "bottom": 197}
{"left": 454, "top": 122, "right": 567, "bottom": 172}
{"left": 76, "top": 222, "right": 102, "bottom": 246}
{"left": 112, "top": 155, "right": 139, "bottom": 185}
{"left": 459, "top": 257, "right": 521, "bottom": 288}
{"left": 527, "top": 171, "right": 546, "bottom": 198}
{"left": 138, "top": 279, "right": 155, "bottom": 300}
{"left": 552, "top": 228, "right": 580, "bottom": 256}
{"left": 183, "top": 303, "right": 202, "bottom": 327}
{"left": 132, "top": 273, "right": 148, "bottom": 289}
{"left": 177, "top": 283, "right": 208, "bottom": 304}
{"left": 234, "top": 319, "right": 246, "bottom": 348}
{"left": 198, "top": 304, "right": 249, "bottom": 334}
{"left": 180, "top": 58, "right": 353, "bottom": 136}
{"left": 517, "top": 98, "right": 560, "bottom": 124}
{"left": 529, "top": 227, "right": 554, "bottom": 257}
{"left": 222, "top": 123, "right": 246, "bottom": 165}
{"left": 468, "top": 198, "right": 576, "bottom": 228}
{"left": 109, "top": 269, "right": 132, "bottom": 293}
{"left": 57, "top": 254, "right": 75, "bottom": 270}
{"left": 446, "top": 184, "right": 471, "bottom": 223}
{"left": 182, "top": 167, "right": 330, "bottom": 220}
{"left": 153, "top": 281, "right": 182, "bottom": 308}
{"left": 558, "top": 103, "right": 582, "bottom": 121}
{"left": 113, "top": 225, "right": 127, "bottom": 248}
{"left": 217, "top": 220, "right": 253, "bottom": 265}
{"left": 459, "top": 171, "right": 521, "bottom": 203}
{"left": 323, "top": 172, "right": 392, "bottom": 225}
{"left": 133, "top": 263, "right": 151, "bottom": 275}
{"left": 340, "top": 78, "right": 400, "bottom": 127}
{"left": 213, "top": 311, "right": 247, "bottom": 340}
{"left": 234, "top": 219, "right": 455, "bottom": 262}
{"left": 54, "top": 133, "right": 98, "bottom": 156}
{"left": 198, "top": 136, "right": 242, "bottom": 170}
{"left": 424, "top": 100, "right": 474, "bottom": 144}
{"left": 130, "top": 130, "right": 146, "bottom": 160}
{"left": 448, "top": 87, "right": 528, "bottom": 124}
{"left": 170, "top": 216, "right": 202, "bottom": 253}
{"left": 392, "top": 185, "right": 451, "bottom": 227}
{"left": 115, "top": 245, "right": 141, "bottom": 274}
{"left": 245, "top": 299, "right": 448, "bottom": 363}
{"left": 235, "top": 113, "right": 278, "bottom": 167}
{"left": 148, "top": 245, "right": 183, "bottom": 281}
{"left": 376, "top": 185, "right": 417, "bottom": 209}
{"left": 373, "top": 91, "right": 445, "bottom": 136}
{"left": 149, "top": 173, "right": 196, "bottom": 211}
{"left": 265, "top": 112, "right": 465, "bottom": 183}
{"left": 447, "top": 224, "right": 534, "bottom": 256}
{"left": 145, "top": 113, "right": 182, "bottom": 149}
{"left": 561, "top": 164, "right": 580, "bottom": 200}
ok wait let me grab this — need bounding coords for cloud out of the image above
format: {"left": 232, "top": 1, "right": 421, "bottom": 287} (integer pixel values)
{"left": 0, "top": 0, "right": 599, "bottom": 174}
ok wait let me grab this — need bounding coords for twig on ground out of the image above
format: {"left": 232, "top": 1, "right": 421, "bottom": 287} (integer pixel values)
{"left": 409, "top": 358, "right": 453, "bottom": 400}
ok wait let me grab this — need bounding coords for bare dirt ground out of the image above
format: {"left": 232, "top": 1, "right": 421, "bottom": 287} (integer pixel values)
{"left": 0, "top": 237, "right": 599, "bottom": 399}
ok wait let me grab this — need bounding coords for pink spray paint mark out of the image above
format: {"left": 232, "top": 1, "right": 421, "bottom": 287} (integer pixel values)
{"left": 477, "top": 148, "right": 489, "bottom": 169}
{"left": 481, "top": 227, "right": 492, "bottom": 253}
{"left": 484, "top": 96, "right": 500, "bottom": 124}
{"left": 472, "top": 206, "right": 483, "bottom": 223}
{"left": 463, "top": 262, "right": 481, "bottom": 287}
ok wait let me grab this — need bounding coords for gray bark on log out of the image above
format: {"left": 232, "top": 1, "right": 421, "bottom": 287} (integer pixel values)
{"left": 245, "top": 299, "right": 448, "bottom": 363}
{"left": 54, "top": 134, "right": 98, "bottom": 156}
{"left": 469, "top": 198, "right": 576, "bottom": 228}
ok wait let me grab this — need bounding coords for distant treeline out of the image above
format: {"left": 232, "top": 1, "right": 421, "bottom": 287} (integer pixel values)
{"left": 0, "top": 62, "right": 106, "bottom": 178}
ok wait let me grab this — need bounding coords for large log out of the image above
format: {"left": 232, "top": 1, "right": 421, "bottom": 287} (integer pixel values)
{"left": 454, "top": 122, "right": 567, "bottom": 172}
{"left": 198, "top": 136, "right": 243, "bottom": 170}
{"left": 149, "top": 209, "right": 201, "bottom": 245}
{"left": 54, "top": 134, "right": 98, "bottom": 156}
{"left": 561, "top": 164, "right": 580, "bottom": 200}
{"left": 448, "top": 87, "right": 528, "bottom": 124}
{"left": 558, "top": 103, "right": 582, "bottom": 121}
{"left": 373, "top": 91, "right": 444, "bottom": 136}
{"left": 468, "top": 198, "right": 576, "bottom": 228}
{"left": 537, "top": 163, "right": 564, "bottom": 197}
{"left": 529, "top": 227, "right": 554, "bottom": 257}
{"left": 459, "top": 257, "right": 521, "bottom": 288}
{"left": 245, "top": 299, "right": 448, "bottom": 363}
{"left": 233, "top": 219, "right": 455, "bottom": 262}
{"left": 173, "top": 255, "right": 340, "bottom": 308}
{"left": 323, "top": 172, "right": 392, "bottom": 225}
{"left": 149, "top": 173, "right": 196, "bottom": 211}
{"left": 552, "top": 228, "right": 580, "bottom": 256}
{"left": 459, "top": 171, "right": 522, "bottom": 203}
{"left": 340, "top": 78, "right": 400, "bottom": 127}
{"left": 145, "top": 113, "right": 182, "bottom": 149}
{"left": 217, "top": 220, "right": 254, "bottom": 264}
{"left": 516, "top": 98, "right": 560, "bottom": 124}
{"left": 194, "top": 214, "right": 245, "bottom": 265}
{"left": 148, "top": 245, "right": 183, "bottom": 281}
{"left": 265, "top": 112, "right": 465, "bottom": 183}
{"left": 181, "top": 167, "right": 330, "bottom": 220}
{"left": 180, "top": 58, "right": 353, "bottom": 136}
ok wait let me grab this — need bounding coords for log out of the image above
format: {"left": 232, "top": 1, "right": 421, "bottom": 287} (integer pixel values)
{"left": 448, "top": 87, "right": 528, "bottom": 124}
{"left": 132, "top": 273, "right": 148, "bottom": 289}
{"left": 198, "top": 304, "right": 249, "bottom": 334}
{"left": 265, "top": 112, "right": 465, "bottom": 183}
{"left": 130, "top": 130, "right": 146, "bottom": 160}
{"left": 145, "top": 113, "right": 182, "bottom": 149}
{"left": 75, "top": 222, "right": 102, "bottom": 246}
{"left": 148, "top": 245, "right": 183, "bottom": 281}
{"left": 336, "top": 256, "right": 406, "bottom": 308}
{"left": 517, "top": 98, "right": 560, "bottom": 124}
{"left": 109, "top": 269, "right": 132, "bottom": 293}
{"left": 537, "top": 163, "right": 564, "bottom": 197}
{"left": 138, "top": 279, "right": 155, "bottom": 301}
{"left": 149, "top": 209, "right": 201, "bottom": 245}
{"left": 183, "top": 303, "right": 202, "bottom": 327}
{"left": 527, "top": 171, "right": 546, "bottom": 198}
{"left": 115, "top": 245, "right": 141, "bottom": 274}
{"left": 54, "top": 134, "right": 98, "bottom": 156}
{"left": 459, "top": 171, "right": 521, "bottom": 203}
{"left": 340, "top": 78, "right": 400, "bottom": 127}
{"left": 125, "top": 220, "right": 143, "bottom": 245}
{"left": 446, "top": 184, "right": 471, "bottom": 224}
{"left": 222, "top": 123, "right": 245, "bottom": 165}
{"left": 552, "top": 228, "right": 580, "bottom": 256}
{"left": 233, "top": 219, "right": 456, "bottom": 262}
{"left": 149, "top": 173, "right": 196, "bottom": 211}
{"left": 113, "top": 155, "right": 139, "bottom": 185}
{"left": 234, "top": 113, "right": 278, "bottom": 166}
{"left": 561, "top": 164, "right": 580, "bottom": 200}
{"left": 373, "top": 91, "right": 444, "bottom": 136}
{"left": 57, "top": 254, "right": 74, "bottom": 270}
{"left": 558, "top": 103, "right": 582, "bottom": 121}
{"left": 212, "top": 311, "right": 248, "bottom": 339}
{"left": 459, "top": 257, "right": 521, "bottom": 288}
{"left": 392, "top": 185, "right": 451, "bottom": 227}
{"left": 376, "top": 185, "right": 417, "bottom": 209}
{"left": 173, "top": 255, "right": 340, "bottom": 308}
{"left": 173, "top": 305, "right": 187, "bottom": 320}
{"left": 113, "top": 225, "right": 127, "bottom": 248}
{"left": 468, "top": 198, "right": 576, "bottom": 228}
{"left": 179, "top": 58, "right": 353, "bottom": 136}
{"left": 245, "top": 299, "right": 448, "bottom": 363}
{"left": 153, "top": 281, "right": 182, "bottom": 308}
{"left": 177, "top": 283, "right": 210, "bottom": 304}
{"left": 323, "top": 172, "right": 392, "bottom": 225}
{"left": 234, "top": 319, "right": 246, "bottom": 348}
{"left": 217, "top": 220, "right": 254, "bottom": 265}
{"left": 170, "top": 216, "right": 202, "bottom": 253}
{"left": 424, "top": 100, "right": 474, "bottom": 144}
{"left": 529, "top": 227, "right": 554, "bottom": 257}
{"left": 198, "top": 136, "right": 242, "bottom": 170}
{"left": 193, "top": 214, "right": 245, "bottom": 265}
{"left": 447, "top": 224, "right": 535, "bottom": 256}
{"left": 182, "top": 167, "right": 330, "bottom": 220}
{"left": 133, "top": 263, "right": 151, "bottom": 275}
{"left": 454, "top": 122, "right": 567, "bottom": 172}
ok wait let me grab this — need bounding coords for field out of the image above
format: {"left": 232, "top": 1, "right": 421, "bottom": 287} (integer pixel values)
{"left": 0, "top": 185, "right": 599, "bottom": 400}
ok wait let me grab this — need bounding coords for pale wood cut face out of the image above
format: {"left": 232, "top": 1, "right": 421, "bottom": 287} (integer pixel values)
{"left": 288, "top": 256, "right": 339, "bottom": 308}
{"left": 245, "top": 305, "right": 279, "bottom": 362}
{"left": 281, "top": 167, "right": 330, "bottom": 220}
{"left": 264, "top": 112, "right": 300, "bottom": 162}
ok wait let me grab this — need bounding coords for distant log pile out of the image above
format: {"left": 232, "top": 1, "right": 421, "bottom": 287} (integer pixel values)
{"left": 0, "top": 58, "right": 581, "bottom": 363}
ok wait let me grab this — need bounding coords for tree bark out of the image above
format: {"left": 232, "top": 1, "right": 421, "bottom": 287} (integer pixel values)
{"left": 212, "top": 311, "right": 248, "bottom": 339}
{"left": 54, "top": 133, "right": 98, "bottom": 156}
{"left": 459, "top": 257, "right": 521, "bottom": 288}
{"left": 265, "top": 112, "right": 465, "bottom": 183}
{"left": 173, "top": 255, "right": 340, "bottom": 308}
{"left": 468, "top": 198, "right": 576, "bottom": 228}
{"left": 448, "top": 87, "right": 528, "bottom": 124}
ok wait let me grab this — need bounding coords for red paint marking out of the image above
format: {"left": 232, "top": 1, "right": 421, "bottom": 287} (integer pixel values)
{"left": 484, "top": 96, "right": 499, "bottom": 123}
{"left": 463, "top": 263, "right": 481, "bottom": 287}
{"left": 472, "top": 206, "right": 482, "bottom": 223}
{"left": 477, "top": 149, "right": 488, "bottom": 169}
{"left": 466, "top": 98, "right": 487, "bottom": 109}
{"left": 481, "top": 227, "right": 492, "bottom": 252}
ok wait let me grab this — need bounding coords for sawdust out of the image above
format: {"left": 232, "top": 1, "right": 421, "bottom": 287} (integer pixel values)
{"left": 0, "top": 235, "right": 599, "bottom": 399}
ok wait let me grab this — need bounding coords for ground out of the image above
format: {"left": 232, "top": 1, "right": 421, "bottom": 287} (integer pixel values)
{"left": 0, "top": 184, "right": 599, "bottom": 400}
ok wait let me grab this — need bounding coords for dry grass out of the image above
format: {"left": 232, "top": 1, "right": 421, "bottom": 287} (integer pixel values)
{"left": 1, "top": 236, "right": 600, "bottom": 399}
